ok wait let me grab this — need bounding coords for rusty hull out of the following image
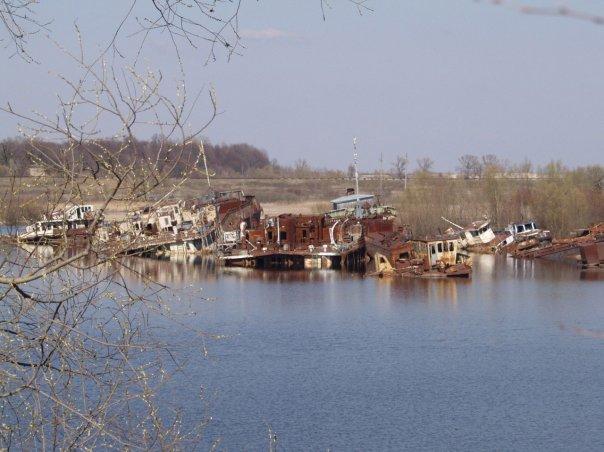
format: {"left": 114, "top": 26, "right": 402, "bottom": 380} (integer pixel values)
{"left": 365, "top": 231, "right": 472, "bottom": 279}
{"left": 510, "top": 223, "right": 604, "bottom": 268}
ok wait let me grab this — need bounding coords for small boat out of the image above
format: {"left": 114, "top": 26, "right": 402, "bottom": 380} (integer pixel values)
{"left": 503, "top": 220, "right": 552, "bottom": 255}
{"left": 441, "top": 216, "right": 498, "bottom": 253}
{"left": 366, "top": 230, "right": 472, "bottom": 278}
{"left": 18, "top": 205, "right": 95, "bottom": 243}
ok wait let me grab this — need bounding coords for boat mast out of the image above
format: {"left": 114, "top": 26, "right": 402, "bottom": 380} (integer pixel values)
{"left": 441, "top": 216, "right": 464, "bottom": 230}
{"left": 353, "top": 136, "right": 360, "bottom": 203}
{"left": 199, "top": 140, "right": 212, "bottom": 191}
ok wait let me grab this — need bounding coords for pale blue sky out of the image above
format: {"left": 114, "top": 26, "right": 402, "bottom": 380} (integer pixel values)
{"left": 1, "top": 1, "right": 603, "bottom": 171}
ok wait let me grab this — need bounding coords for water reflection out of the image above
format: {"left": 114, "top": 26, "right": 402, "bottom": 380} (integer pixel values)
{"left": 117, "top": 251, "right": 603, "bottom": 288}
{"left": 121, "top": 255, "right": 219, "bottom": 285}
{"left": 470, "top": 252, "right": 602, "bottom": 282}
{"left": 373, "top": 276, "right": 464, "bottom": 306}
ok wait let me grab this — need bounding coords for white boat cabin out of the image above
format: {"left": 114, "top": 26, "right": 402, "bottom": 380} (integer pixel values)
{"left": 463, "top": 220, "right": 496, "bottom": 246}
{"left": 412, "top": 238, "right": 459, "bottom": 267}
{"left": 506, "top": 221, "right": 539, "bottom": 237}
{"left": 62, "top": 205, "right": 94, "bottom": 221}
{"left": 19, "top": 204, "right": 96, "bottom": 241}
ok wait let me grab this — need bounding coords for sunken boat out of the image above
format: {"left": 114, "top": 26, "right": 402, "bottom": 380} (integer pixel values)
{"left": 97, "top": 190, "right": 262, "bottom": 257}
{"left": 508, "top": 222, "right": 603, "bottom": 268}
{"left": 18, "top": 204, "right": 96, "bottom": 244}
{"left": 219, "top": 190, "right": 396, "bottom": 271}
{"left": 502, "top": 220, "right": 552, "bottom": 256}
{"left": 441, "top": 216, "right": 502, "bottom": 253}
{"left": 365, "top": 230, "right": 472, "bottom": 278}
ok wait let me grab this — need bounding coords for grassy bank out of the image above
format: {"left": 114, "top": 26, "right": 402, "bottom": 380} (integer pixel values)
{"left": 1, "top": 168, "right": 602, "bottom": 236}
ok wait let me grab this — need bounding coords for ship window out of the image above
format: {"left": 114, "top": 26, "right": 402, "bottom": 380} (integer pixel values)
{"left": 430, "top": 244, "right": 436, "bottom": 255}
{"left": 471, "top": 230, "right": 479, "bottom": 237}
{"left": 449, "top": 242, "right": 455, "bottom": 251}
{"left": 517, "top": 225, "right": 524, "bottom": 232}
{"left": 399, "top": 252, "right": 410, "bottom": 260}
{"left": 302, "top": 230, "right": 307, "bottom": 239}
{"left": 525, "top": 223, "right": 532, "bottom": 230}
{"left": 267, "top": 231, "right": 273, "bottom": 241}
{"left": 279, "top": 231, "right": 287, "bottom": 241}
{"left": 437, "top": 243, "right": 443, "bottom": 253}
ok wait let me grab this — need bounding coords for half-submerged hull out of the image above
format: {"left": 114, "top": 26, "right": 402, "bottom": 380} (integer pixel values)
{"left": 365, "top": 231, "right": 472, "bottom": 279}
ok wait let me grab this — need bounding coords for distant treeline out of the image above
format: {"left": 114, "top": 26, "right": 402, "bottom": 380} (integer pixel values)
{"left": 0, "top": 138, "right": 273, "bottom": 177}
{"left": 396, "top": 162, "right": 604, "bottom": 237}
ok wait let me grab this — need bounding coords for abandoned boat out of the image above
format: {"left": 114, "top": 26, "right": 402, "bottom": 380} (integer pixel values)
{"left": 365, "top": 230, "right": 472, "bottom": 278}
{"left": 503, "top": 220, "right": 552, "bottom": 256}
{"left": 219, "top": 188, "right": 398, "bottom": 271}
{"left": 96, "top": 191, "right": 262, "bottom": 256}
{"left": 441, "top": 217, "right": 499, "bottom": 253}
{"left": 327, "top": 191, "right": 397, "bottom": 220}
{"left": 509, "top": 222, "right": 603, "bottom": 268}
{"left": 219, "top": 213, "right": 370, "bottom": 270}
{"left": 18, "top": 205, "right": 96, "bottom": 243}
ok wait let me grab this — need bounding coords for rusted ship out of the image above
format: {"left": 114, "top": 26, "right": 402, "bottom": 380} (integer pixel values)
{"left": 365, "top": 230, "right": 472, "bottom": 278}
{"left": 219, "top": 190, "right": 396, "bottom": 271}
{"left": 96, "top": 190, "right": 262, "bottom": 257}
{"left": 509, "top": 222, "right": 603, "bottom": 268}
{"left": 502, "top": 220, "right": 552, "bottom": 255}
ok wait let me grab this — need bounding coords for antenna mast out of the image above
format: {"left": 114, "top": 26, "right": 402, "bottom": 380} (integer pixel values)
{"left": 353, "top": 137, "right": 360, "bottom": 197}
{"left": 353, "top": 137, "right": 361, "bottom": 218}
{"left": 199, "top": 140, "right": 212, "bottom": 191}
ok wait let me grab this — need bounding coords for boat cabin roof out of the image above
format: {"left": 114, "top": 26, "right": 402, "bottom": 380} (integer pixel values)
{"left": 509, "top": 220, "right": 536, "bottom": 227}
{"left": 413, "top": 235, "right": 459, "bottom": 244}
{"left": 465, "top": 219, "right": 490, "bottom": 231}
{"left": 330, "top": 193, "right": 375, "bottom": 205}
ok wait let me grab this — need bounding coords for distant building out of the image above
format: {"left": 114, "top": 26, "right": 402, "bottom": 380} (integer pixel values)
{"left": 28, "top": 165, "right": 45, "bottom": 177}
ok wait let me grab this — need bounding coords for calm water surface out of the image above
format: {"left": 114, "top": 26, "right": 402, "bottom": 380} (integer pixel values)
{"left": 123, "top": 255, "right": 603, "bottom": 451}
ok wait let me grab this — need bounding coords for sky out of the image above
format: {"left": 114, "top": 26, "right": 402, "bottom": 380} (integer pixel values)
{"left": 1, "top": 0, "right": 603, "bottom": 172}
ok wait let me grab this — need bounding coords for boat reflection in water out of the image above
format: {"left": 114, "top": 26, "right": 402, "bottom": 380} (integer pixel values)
{"left": 116, "top": 251, "right": 602, "bottom": 288}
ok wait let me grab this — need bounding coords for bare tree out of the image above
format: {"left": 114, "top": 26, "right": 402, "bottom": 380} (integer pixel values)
{"left": 0, "top": 1, "right": 226, "bottom": 446}
{"left": 0, "top": 33, "right": 220, "bottom": 446}
{"left": 0, "top": 3, "right": 372, "bottom": 446}
{"left": 392, "top": 154, "right": 408, "bottom": 179}
{"left": 416, "top": 157, "right": 434, "bottom": 173}
{"left": 458, "top": 154, "right": 483, "bottom": 179}
{"left": 481, "top": 154, "right": 504, "bottom": 174}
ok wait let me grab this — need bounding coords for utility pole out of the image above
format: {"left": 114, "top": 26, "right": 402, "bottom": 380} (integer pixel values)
{"left": 353, "top": 137, "right": 360, "bottom": 197}
{"left": 353, "top": 137, "right": 361, "bottom": 218}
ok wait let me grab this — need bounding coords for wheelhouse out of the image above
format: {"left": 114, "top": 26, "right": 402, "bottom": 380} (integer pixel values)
{"left": 412, "top": 238, "right": 459, "bottom": 267}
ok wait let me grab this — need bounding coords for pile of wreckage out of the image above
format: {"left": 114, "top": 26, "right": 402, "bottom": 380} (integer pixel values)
{"left": 10, "top": 185, "right": 602, "bottom": 277}
{"left": 442, "top": 217, "right": 603, "bottom": 269}
{"left": 219, "top": 190, "right": 473, "bottom": 278}
{"left": 17, "top": 204, "right": 96, "bottom": 243}
{"left": 95, "top": 190, "right": 262, "bottom": 257}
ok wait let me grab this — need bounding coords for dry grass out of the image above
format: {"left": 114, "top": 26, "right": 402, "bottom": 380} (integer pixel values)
{"left": 2, "top": 173, "right": 602, "bottom": 235}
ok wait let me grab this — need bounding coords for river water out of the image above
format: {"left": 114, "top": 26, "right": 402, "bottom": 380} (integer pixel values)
{"left": 114, "top": 253, "right": 604, "bottom": 451}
